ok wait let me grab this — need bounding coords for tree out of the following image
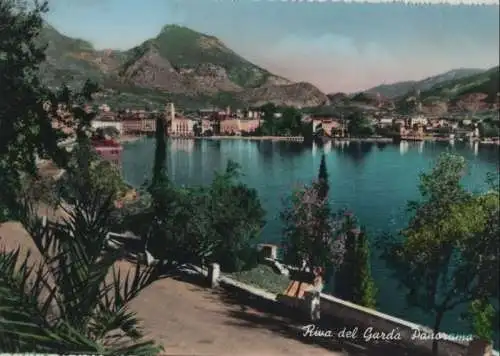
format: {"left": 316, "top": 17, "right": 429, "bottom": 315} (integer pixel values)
{"left": 317, "top": 154, "right": 329, "bottom": 200}
{"left": 379, "top": 153, "right": 499, "bottom": 355}
{"left": 478, "top": 122, "right": 499, "bottom": 138}
{"left": 204, "top": 161, "right": 266, "bottom": 271}
{"left": 281, "top": 107, "right": 302, "bottom": 136}
{"left": 334, "top": 212, "right": 358, "bottom": 299}
{"left": 193, "top": 123, "right": 202, "bottom": 137}
{"left": 334, "top": 216, "right": 377, "bottom": 308}
{"left": 0, "top": 0, "right": 68, "bottom": 221}
{"left": 352, "top": 228, "right": 377, "bottom": 308}
{"left": 203, "top": 129, "right": 213, "bottom": 137}
{"left": 151, "top": 115, "right": 167, "bottom": 187}
{"left": 347, "top": 113, "right": 374, "bottom": 137}
{"left": 281, "top": 182, "right": 346, "bottom": 273}
{"left": 135, "top": 160, "right": 266, "bottom": 272}
{"left": 468, "top": 298, "right": 495, "bottom": 342}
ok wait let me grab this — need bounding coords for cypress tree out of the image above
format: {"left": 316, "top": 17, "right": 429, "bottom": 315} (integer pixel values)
{"left": 334, "top": 214, "right": 357, "bottom": 300}
{"left": 151, "top": 114, "right": 167, "bottom": 187}
{"left": 334, "top": 219, "right": 377, "bottom": 309}
{"left": 352, "top": 228, "right": 377, "bottom": 308}
{"left": 317, "top": 153, "right": 329, "bottom": 200}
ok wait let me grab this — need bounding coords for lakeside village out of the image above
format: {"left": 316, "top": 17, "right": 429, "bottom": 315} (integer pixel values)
{"left": 77, "top": 101, "right": 500, "bottom": 157}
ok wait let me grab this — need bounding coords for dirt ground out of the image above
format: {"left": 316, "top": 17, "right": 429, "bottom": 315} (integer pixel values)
{"left": 0, "top": 221, "right": 349, "bottom": 356}
{"left": 131, "top": 273, "right": 349, "bottom": 356}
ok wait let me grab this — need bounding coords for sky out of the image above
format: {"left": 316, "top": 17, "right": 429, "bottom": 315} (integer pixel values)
{"left": 45, "top": 0, "right": 499, "bottom": 93}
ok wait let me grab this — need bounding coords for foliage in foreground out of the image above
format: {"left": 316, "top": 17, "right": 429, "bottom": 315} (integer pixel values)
{"left": 137, "top": 160, "right": 266, "bottom": 273}
{"left": 468, "top": 299, "right": 496, "bottom": 342}
{"left": 56, "top": 139, "right": 129, "bottom": 205}
{"left": 379, "top": 153, "right": 499, "bottom": 355}
{"left": 0, "top": 0, "right": 70, "bottom": 222}
{"left": 335, "top": 215, "right": 377, "bottom": 309}
{"left": 0, "top": 186, "right": 162, "bottom": 354}
{"left": 281, "top": 182, "right": 346, "bottom": 272}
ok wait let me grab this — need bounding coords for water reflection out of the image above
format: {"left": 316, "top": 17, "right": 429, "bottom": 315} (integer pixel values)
{"left": 473, "top": 141, "right": 479, "bottom": 156}
{"left": 323, "top": 140, "right": 332, "bottom": 154}
{"left": 256, "top": 141, "right": 276, "bottom": 161}
{"left": 169, "top": 138, "right": 195, "bottom": 153}
{"left": 376, "top": 142, "right": 388, "bottom": 151}
{"left": 338, "top": 141, "right": 375, "bottom": 163}
{"left": 124, "top": 139, "right": 499, "bottom": 187}
{"left": 273, "top": 141, "right": 308, "bottom": 157}
{"left": 399, "top": 141, "right": 409, "bottom": 156}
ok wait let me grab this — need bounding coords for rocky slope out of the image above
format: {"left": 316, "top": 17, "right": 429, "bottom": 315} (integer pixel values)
{"left": 38, "top": 24, "right": 323, "bottom": 108}
{"left": 238, "top": 82, "right": 329, "bottom": 108}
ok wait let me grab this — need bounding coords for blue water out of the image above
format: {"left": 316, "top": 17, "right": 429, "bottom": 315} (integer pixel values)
{"left": 122, "top": 138, "right": 499, "bottom": 342}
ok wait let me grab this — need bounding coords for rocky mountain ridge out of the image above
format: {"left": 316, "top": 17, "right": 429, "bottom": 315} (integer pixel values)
{"left": 38, "top": 24, "right": 327, "bottom": 108}
{"left": 364, "top": 68, "right": 486, "bottom": 99}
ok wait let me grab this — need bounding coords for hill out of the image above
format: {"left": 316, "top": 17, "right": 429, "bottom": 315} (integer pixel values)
{"left": 38, "top": 24, "right": 126, "bottom": 88}
{"left": 396, "top": 66, "right": 499, "bottom": 116}
{"left": 37, "top": 24, "right": 326, "bottom": 109}
{"left": 364, "top": 68, "right": 485, "bottom": 99}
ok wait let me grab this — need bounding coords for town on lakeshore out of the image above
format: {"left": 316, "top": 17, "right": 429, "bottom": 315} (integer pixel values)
{"left": 1, "top": 1, "right": 499, "bottom": 356}
{"left": 80, "top": 100, "right": 499, "bottom": 167}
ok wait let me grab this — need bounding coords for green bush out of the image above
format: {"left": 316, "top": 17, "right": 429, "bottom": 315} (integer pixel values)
{"left": 469, "top": 299, "right": 495, "bottom": 341}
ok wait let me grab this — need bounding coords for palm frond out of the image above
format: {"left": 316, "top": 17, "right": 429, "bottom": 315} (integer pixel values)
{"left": 1, "top": 178, "right": 162, "bottom": 354}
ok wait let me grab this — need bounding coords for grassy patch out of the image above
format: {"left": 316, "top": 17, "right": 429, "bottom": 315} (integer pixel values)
{"left": 227, "top": 264, "right": 290, "bottom": 295}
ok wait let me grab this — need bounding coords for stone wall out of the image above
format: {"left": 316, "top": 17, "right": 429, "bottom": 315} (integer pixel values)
{"left": 318, "top": 293, "right": 470, "bottom": 356}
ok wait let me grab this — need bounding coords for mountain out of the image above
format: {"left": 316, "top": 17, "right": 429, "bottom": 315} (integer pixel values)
{"left": 37, "top": 24, "right": 326, "bottom": 109}
{"left": 365, "top": 68, "right": 486, "bottom": 99}
{"left": 38, "top": 24, "right": 126, "bottom": 88}
{"left": 396, "top": 66, "right": 499, "bottom": 116}
{"left": 418, "top": 66, "right": 499, "bottom": 102}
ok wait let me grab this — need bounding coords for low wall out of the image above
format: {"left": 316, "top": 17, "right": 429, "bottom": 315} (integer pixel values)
{"left": 319, "top": 293, "right": 475, "bottom": 356}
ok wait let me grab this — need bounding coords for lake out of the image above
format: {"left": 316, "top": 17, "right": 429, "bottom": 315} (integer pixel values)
{"left": 122, "top": 138, "right": 499, "bottom": 341}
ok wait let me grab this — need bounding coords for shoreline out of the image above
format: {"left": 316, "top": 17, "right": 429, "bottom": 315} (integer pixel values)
{"left": 332, "top": 137, "right": 393, "bottom": 143}
{"left": 195, "top": 135, "right": 305, "bottom": 142}
{"left": 119, "top": 134, "right": 500, "bottom": 145}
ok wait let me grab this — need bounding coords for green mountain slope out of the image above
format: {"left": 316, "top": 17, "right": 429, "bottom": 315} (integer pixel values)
{"left": 150, "top": 25, "right": 274, "bottom": 88}
{"left": 38, "top": 24, "right": 126, "bottom": 88}
{"left": 420, "top": 66, "right": 499, "bottom": 103}
{"left": 395, "top": 66, "right": 499, "bottom": 115}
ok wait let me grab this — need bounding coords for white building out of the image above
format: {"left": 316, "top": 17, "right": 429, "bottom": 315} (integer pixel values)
{"left": 378, "top": 118, "right": 394, "bottom": 126}
{"left": 169, "top": 117, "right": 195, "bottom": 136}
{"left": 410, "top": 115, "right": 428, "bottom": 127}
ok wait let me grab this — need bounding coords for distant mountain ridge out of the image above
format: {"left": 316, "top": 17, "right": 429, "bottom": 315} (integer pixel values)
{"left": 318, "top": 66, "right": 499, "bottom": 117}
{"left": 364, "top": 68, "right": 486, "bottom": 99}
{"left": 38, "top": 24, "right": 328, "bottom": 108}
